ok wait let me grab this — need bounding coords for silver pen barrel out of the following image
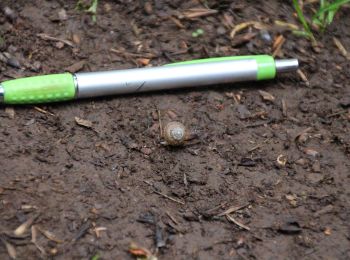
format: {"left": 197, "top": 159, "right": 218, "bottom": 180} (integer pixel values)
{"left": 75, "top": 59, "right": 258, "bottom": 98}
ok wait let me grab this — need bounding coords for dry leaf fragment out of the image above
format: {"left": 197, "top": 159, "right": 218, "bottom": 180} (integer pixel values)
{"left": 274, "top": 20, "right": 299, "bottom": 31}
{"left": 230, "top": 21, "right": 264, "bottom": 38}
{"left": 259, "top": 90, "right": 275, "bottom": 102}
{"left": 14, "top": 214, "right": 38, "bottom": 236}
{"left": 75, "top": 117, "right": 93, "bottom": 128}
{"left": 3, "top": 239, "right": 16, "bottom": 259}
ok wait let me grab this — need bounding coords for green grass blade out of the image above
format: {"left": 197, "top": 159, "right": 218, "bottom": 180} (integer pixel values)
{"left": 292, "top": 0, "right": 315, "bottom": 42}
{"left": 314, "top": 0, "right": 350, "bottom": 19}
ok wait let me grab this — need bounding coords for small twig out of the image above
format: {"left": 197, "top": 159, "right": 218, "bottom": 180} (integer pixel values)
{"left": 226, "top": 215, "right": 250, "bottom": 231}
{"left": 181, "top": 8, "right": 218, "bottom": 19}
{"left": 143, "top": 181, "right": 185, "bottom": 205}
{"left": 33, "top": 106, "right": 55, "bottom": 116}
{"left": 158, "top": 109, "right": 163, "bottom": 138}
{"left": 71, "top": 221, "right": 91, "bottom": 243}
{"left": 166, "top": 211, "right": 179, "bottom": 225}
{"left": 169, "top": 16, "right": 185, "bottom": 29}
{"left": 326, "top": 110, "right": 348, "bottom": 118}
{"left": 110, "top": 48, "right": 156, "bottom": 59}
{"left": 31, "top": 225, "right": 46, "bottom": 256}
{"left": 217, "top": 203, "right": 250, "bottom": 217}
{"left": 297, "top": 69, "right": 310, "bottom": 86}
{"left": 36, "top": 226, "right": 64, "bottom": 243}
{"left": 282, "top": 99, "right": 287, "bottom": 117}
{"left": 37, "top": 33, "right": 74, "bottom": 47}
{"left": 152, "top": 190, "right": 185, "bottom": 205}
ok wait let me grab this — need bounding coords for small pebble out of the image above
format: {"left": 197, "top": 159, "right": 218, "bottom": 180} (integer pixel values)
{"left": 141, "top": 147, "right": 152, "bottom": 155}
{"left": 339, "top": 96, "right": 350, "bottom": 108}
{"left": 104, "top": 3, "right": 112, "bottom": 12}
{"left": 58, "top": 9, "right": 68, "bottom": 21}
{"left": 144, "top": 2, "right": 153, "bottom": 14}
{"left": 259, "top": 30, "right": 272, "bottom": 43}
{"left": 3, "top": 6, "right": 17, "bottom": 21}
{"left": 216, "top": 26, "right": 226, "bottom": 35}
{"left": 7, "top": 57, "right": 21, "bottom": 68}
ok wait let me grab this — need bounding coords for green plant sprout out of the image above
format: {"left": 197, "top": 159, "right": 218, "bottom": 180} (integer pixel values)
{"left": 292, "top": 0, "right": 350, "bottom": 43}
{"left": 91, "top": 253, "right": 99, "bottom": 260}
{"left": 312, "top": 0, "right": 350, "bottom": 31}
{"left": 76, "top": 0, "right": 99, "bottom": 23}
{"left": 192, "top": 28, "right": 204, "bottom": 38}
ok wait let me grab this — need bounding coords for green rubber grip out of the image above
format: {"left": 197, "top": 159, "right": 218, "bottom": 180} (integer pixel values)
{"left": 168, "top": 55, "right": 276, "bottom": 80}
{"left": 2, "top": 73, "right": 76, "bottom": 104}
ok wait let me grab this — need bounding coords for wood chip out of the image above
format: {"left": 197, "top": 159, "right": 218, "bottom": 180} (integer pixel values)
{"left": 137, "top": 58, "right": 150, "bottom": 66}
{"left": 5, "top": 107, "right": 15, "bottom": 119}
{"left": 65, "top": 60, "right": 86, "bottom": 73}
{"left": 282, "top": 99, "right": 287, "bottom": 117}
{"left": 272, "top": 35, "right": 286, "bottom": 57}
{"left": 333, "top": 37, "right": 350, "bottom": 60}
{"left": 324, "top": 227, "right": 332, "bottom": 235}
{"left": 169, "top": 16, "right": 185, "bottom": 29}
{"left": 259, "top": 90, "right": 275, "bottom": 102}
{"left": 75, "top": 117, "right": 93, "bottom": 129}
{"left": 297, "top": 69, "right": 309, "bottom": 86}
{"left": 231, "top": 32, "right": 257, "bottom": 47}
{"left": 303, "top": 148, "right": 319, "bottom": 157}
{"left": 72, "top": 34, "right": 81, "bottom": 45}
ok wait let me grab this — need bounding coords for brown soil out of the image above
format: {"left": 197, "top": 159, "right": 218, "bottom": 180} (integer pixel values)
{"left": 0, "top": 0, "right": 349, "bottom": 259}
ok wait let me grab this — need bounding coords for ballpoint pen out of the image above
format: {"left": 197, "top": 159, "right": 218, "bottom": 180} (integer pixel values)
{"left": 0, "top": 55, "right": 298, "bottom": 104}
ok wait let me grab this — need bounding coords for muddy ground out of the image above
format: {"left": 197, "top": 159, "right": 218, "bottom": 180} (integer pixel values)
{"left": 0, "top": 0, "right": 349, "bottom": 259}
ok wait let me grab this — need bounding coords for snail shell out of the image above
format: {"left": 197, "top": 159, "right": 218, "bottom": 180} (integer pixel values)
{"left": 163, "top": 121, "right": 187, "bottom": 146}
